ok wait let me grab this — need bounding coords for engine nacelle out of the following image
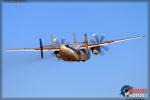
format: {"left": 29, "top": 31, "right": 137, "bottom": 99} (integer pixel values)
{"left": 91, "top": 47, "right": 100, "bottom": 55}
{"left": 54, "top": 51, "right": 61, "bottom": 58}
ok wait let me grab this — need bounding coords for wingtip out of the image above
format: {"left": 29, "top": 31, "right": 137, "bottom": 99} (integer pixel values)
{"left": 133, "top": 35, "right": 145, "bottom": 39}
{"left": 5, "top": 49, "right": 17, "bottom": 51}
{"left": 5, "top": 49, "right": 21, "bottom": 51}
{"left": 142, "top": 35, "right": 145, "bottom": 37}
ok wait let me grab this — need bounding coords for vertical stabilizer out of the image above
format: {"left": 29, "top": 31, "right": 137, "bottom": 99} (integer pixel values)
{"left": 73, "top": 32, "right": 77, "bottom": 43}
{"left": 84, "top": 33, "right": 89, "bottom": 56}
{"left": 50, "top": 35, "right": 54, "bottom": 45}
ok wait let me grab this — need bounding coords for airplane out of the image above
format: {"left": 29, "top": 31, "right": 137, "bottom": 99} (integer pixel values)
{"left": 6, "top": 33, "right": 145, "bottom": 62}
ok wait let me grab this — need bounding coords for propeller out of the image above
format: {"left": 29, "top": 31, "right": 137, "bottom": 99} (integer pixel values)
{"left": 39, "top": 38, "right": 43, "bottom": 59}
{"left": 53, "top": 37, "right": 66, "bottom": 45}
{"left": 53, "top": 38, "right": 60, "bottom": 45}
{"left": 51, "top": 36, "right": 66, "bottom": 59}
{"left": 92, "top": 33, "right": 105, "bottom": 42}
{"left": 60, "top": 37, "right": 66, "bottom": 44}
{"left": 90, "top": 33, "right": 109, "bottom": 55}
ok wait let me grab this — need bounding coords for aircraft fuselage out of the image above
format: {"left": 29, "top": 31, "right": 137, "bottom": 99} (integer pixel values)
{"left": 59, "top": 45, "right": 89, "bottom": 62}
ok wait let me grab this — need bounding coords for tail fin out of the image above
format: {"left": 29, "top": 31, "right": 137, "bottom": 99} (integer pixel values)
{"left": 73, "top": 32, "right": 77, "bottom": 43}
{"left": 50, "top": 35, "right": 55, "bottom": 45}
{"left": 84, "top": 33, "right": 89, "bottom": 56}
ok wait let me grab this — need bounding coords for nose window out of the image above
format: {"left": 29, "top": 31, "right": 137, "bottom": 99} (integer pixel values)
{"left": 76, "top": 50, "right": 80, "bottom": 55}
{"left": 65, "top": 45, "right": 69, "bottom": 47}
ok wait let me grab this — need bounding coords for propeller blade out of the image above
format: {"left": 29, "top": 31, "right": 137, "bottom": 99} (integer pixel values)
{"left": 100, "top": 48, "right": 105, "bottom": 55}
{"left": 53, "top": 38, "right": 59, "bottom": 45}
{"left": 39, "top": 38, "right": 43, "bottom": 59}
{"left": 99, "top": 35, "right": 105, "bottom": 42}
{"left": 101, "top": 46, "right": 109, "bottom": 51}
{"left": 92, "top": 34, "right": 99, "bottom": 42}
{"left": 90, "top": 39, "right": 96, "bottom": 43}
{"left": 60, "top": 37, "right": 66, "bottom": 44}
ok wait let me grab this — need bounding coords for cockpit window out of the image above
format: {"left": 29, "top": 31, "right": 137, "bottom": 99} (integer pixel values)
{"left": 65, "top": 45, "right": 80, "bottom": 55}
{"left": 81, "top": 49, "right": 86, "bottom": 54}
{"left": 65, "top": 45, "right": 70, "bottom": 48}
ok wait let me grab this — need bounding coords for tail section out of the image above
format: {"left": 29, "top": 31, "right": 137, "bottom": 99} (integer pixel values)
{"left": 73, "top": 32, "right": 77, "bottom": 43}
{"left": 84, "top": 33, "right": 89, "bottom": 56}
{"left": 50, "top": 35, "right": 55, "bottom": 45}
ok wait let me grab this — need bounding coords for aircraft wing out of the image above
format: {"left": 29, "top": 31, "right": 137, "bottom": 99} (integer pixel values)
{"left": 6, "top": 38, "right": 60, "bottom": 52}
{"left": 6, "top": 35, "right": 145, "bottom": 51}
{"left": 6, "top": 46, "right": 59, "bottom": 52}
{"left": 80, "top": 35, "right": 145, "bottom": 49}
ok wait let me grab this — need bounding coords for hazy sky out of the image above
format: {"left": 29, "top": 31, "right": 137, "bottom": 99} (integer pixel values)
{"left": 2, "top": 2, "right": 148, "bottom": 98}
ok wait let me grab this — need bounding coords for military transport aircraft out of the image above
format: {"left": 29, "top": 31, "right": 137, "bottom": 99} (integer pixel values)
{"left": 6, "top": 33, "right": 144, "bottom": 62}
